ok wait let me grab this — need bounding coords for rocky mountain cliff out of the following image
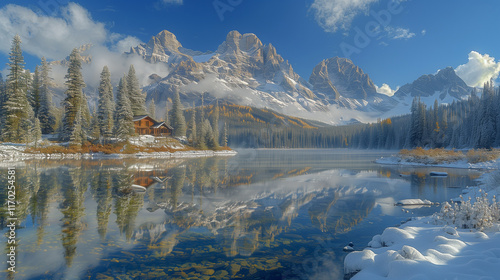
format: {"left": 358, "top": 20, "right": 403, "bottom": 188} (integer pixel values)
{"left": 46, "top": 29, "right": 474, "bottom": 125}
{"left": 380, "top": 67, "right": 473, "bottom": 118}
{"left": 142, "top": 30, "right": 327, "bottom": 116}
{"left": 309, "top": 57, "right": 378, "bottom": 101}
{"left": 134, "top": 30, "right": 403, "bottom": 124}
{"left": 126, "top": 30, "right": 193, "bottom": 64}
{"left": 393, "top": 67, "right": 471, "bottom": 101}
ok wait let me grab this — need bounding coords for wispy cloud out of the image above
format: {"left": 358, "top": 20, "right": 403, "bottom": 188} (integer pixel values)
{"left": 310, "top": 0, "right": 378, "bottom": 33}
{"left": 455, "top": 51, "right": 500, "bottom": 87}
{"left": 384, "top": 26, "right": 415, "bottom": 40}
{"left": 421, "top": 29, "right": 427, "bottom": 36}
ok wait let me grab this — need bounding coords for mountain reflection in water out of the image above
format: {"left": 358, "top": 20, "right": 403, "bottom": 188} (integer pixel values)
{"left": 0, "top": 150, "right": 480, "bottom": 279}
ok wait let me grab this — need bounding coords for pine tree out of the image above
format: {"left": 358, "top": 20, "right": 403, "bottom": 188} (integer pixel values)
{"left": 61, "top": 48, "right": 86, "bottom": 141}
{"left": 197, "top": 111, "right": 207, "bottom": 150}
{"left": 2, "top": 35, "right": 34, "bottom": 142}
{"left": 196, "top": 95, "right": 205, "bottom": 146}
{"left": 148, "top": 99, "right": 156, "bottom": 119}
{"left": 97, "top": 66, "right": 114, "bottom": 142}
{"left": 164, "top": 103, "right": 170, "bottom": 125}
{"left": 222, "top": 121, "right": 228, "bottom": 147}
{"left": 81, "top": 95, "right": 91, "bottom": 135}
{"left": 114, "top": 77, "right": 134, "bottom": 141}
{"left": 0, "top": 73, "right": 6, "bottom": 131}
{"left": 32, "top": 117, "right": 42, "bottom": 148}
{"left": 212, "top": 100, "right": 219, "bottom": 146}
{"left": 39, "top": 57, "right": 56, "bottom": 134}
{"left": 90, "top": 107, "right": 100, "bottom": 141}
{"left": 69, "top": 107, "right": 84, "bottom": 146}
{"left": 203, "top": 119, "right": 217, "bottom": 149}
{"left": 189, "top": 104, "right": 196, "bottom": 144}
{"left": 126, "top": 65, "right": 146, "bottom": 116}
{"left": 171, "top": 91, "right": 186, "bottom": 137}
{"left": 23, "top": 68, "right": 32, "bottom": 103}
{"left": 32, "top": 66, "right": 41, "bottom": 117}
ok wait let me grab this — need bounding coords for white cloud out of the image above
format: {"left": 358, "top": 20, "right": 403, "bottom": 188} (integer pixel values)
{"left": 112, "top": 36, "right": 143, "bottom": 53}
{"left": 310, "top": 0, "right": 378, "bottom": 33}
{"left": 384, "top": 26, "right": 415, "bottom": 40}
{"left": 421, "top": 29, "right": 426, "bottom": 36}
{"left": 455, "top": 51, "right": 500, "bottom": 87}
{"left": 0, "top": 3, "right": 108, "bottom": 60}
{"left": 376, "top": 83, "right": 397, "bottom": 96}
{"left": 0, "top": 3, "right": 170, "bottom": 89}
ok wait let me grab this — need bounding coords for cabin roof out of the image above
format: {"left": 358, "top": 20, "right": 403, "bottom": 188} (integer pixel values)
{"left": 151, "top": 121, "right": 173, "bottom": 130}
{"left": 133, "top": 115, "right": 149, "bottom": 122}
{"left": 133, "top": 115, "right": 174, "bottom": 131}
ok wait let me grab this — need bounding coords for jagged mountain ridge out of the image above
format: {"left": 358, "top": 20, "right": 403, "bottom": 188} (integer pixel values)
{"left": 140, "top": 30, "right": 326, "bottom": 114}
{"left": 381, "top": 67, "right": 473, "bottom": 118}
{"left": 132, "top": 30, "right": 401, "bottom": 124}
{"left": 45, "top": 29, "right": 474, "bottom": 125}
{"left": 393, "top": 67, "right": 471, "bottom": 101}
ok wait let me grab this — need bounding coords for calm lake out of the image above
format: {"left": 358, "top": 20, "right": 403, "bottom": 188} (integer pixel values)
{"left": 0, "top": 149, "right": 483, "bottom": 279}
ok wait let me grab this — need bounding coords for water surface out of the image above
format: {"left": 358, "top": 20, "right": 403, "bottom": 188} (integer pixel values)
{"left": 0, "top": 149, "right": 483, "bottom": 279}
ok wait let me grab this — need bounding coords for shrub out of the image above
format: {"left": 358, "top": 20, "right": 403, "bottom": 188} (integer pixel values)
{"left": 399, "top": 148, "right": 465, "bottom": 164}
{"left": 433, "top": 190, "right": 500, "bottom": 231}
{"left": 466, "top": 149, "right": 500, "bottom": 164}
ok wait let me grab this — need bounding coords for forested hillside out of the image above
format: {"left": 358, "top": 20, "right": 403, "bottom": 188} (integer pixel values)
{"left": 220, "top": 81, "right": 500, "bottom": 150}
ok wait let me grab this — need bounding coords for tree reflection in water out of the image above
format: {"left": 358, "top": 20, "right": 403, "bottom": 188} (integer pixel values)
{"left": 0, "top": 152, "right": 478, "bottom": 279}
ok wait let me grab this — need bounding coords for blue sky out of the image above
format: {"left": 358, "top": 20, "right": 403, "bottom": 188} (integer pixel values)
{"left": 1, "top": 0, "right": 499, "bottom": 93}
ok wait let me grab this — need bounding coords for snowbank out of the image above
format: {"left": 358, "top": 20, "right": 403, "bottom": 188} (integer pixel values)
{"left": 376, "top": 156, "right": 500, "bottom": 170}
{"left": 395, "top": 199, "right": 435, "bottom": 206}
{"left": 346, "top": 160, "right": 500, "bottom": 279}
{"left": 0, "top": 144, "right": 237, "bottom": 162}
{"left": 345, "top": 216, "right": 500, "bottom": 279}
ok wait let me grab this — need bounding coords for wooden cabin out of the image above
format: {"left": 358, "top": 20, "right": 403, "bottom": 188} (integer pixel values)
{"left": 133, "top": 115, "right": 173, "bottom": 137}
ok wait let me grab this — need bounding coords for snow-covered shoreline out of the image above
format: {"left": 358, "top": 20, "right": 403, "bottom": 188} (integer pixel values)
{"left": 344, "top": 156, "right": 500, "bottom": 279}
{"left": 0, "top": 144, "right": 237, "bottom": 162}
{"left": 376, "top": 155, "right": 500, "bottom": 170}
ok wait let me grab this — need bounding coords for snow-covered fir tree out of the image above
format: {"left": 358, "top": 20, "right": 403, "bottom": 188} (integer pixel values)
{"left": 97, "top": 66, "right": 114, "bottom": 142}
{"left": 212, "top": 100, "right": 219, "bottom": 146}
{"left": 148, "top": 99, "right": 156, "bottom": 119}
{"left": 61, "top": 48, "right": 86, "bottom": 141}
{"left": 2, "top": 35, "right": 34, "bottom": 143}
{"left": 38, "top": 57, "right": 56, "bottom": 134}
{"left": 69, "top": 107, "right": 84, "bottom": 146}
{"left": 90, "top": 107, "right": 100, "bottom": 140}
{"left": 126, "top": 65, "right": 146, "bottom": 116}
{"left": 114, "top": 77, "right": 134, "bottom": 141}
{"left": 202, "top": 119, "right": 217, "bottom": 149}
{"left": 189, "top": 104, "right": 196, "bottom": 144}
{"left": 222, "top": 122, "right": 228, "bottom": 147}
{"left": 164, "top": 103, "right": 170, "bottom": 125}
{"left": 196, "top": 95, "right": 205, "bottom": 146}
{"left": 31, "top": 66, "right": 41, "bottom": 117}
{"left": 171, "top": 91, "right": 186, "bottom": 137}
{"left": 32, "top": 117, "right": 42, "bottom": 148}
{"left": 0, "top": 73, "right": 6, "bottom": 131}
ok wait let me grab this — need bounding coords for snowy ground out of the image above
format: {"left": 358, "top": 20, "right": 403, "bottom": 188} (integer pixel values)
{"left": 344, "top": 156, "right": 500, "bottom": 279}
{"left": 0, "top": 142, "right": 237, "bottom": 162}
{"left": 376, "top": 155, "right": 500, "bottom": 170}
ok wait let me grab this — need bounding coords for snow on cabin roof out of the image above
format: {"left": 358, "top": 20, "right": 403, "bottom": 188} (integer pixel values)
{"left": 151, "top": 121, "right": 173, "bottom": 130}
{"left": 133, "top": 115, "right": 149, "bottom": 122}
{"left": 133, "top": 115, "right": 174, "bottom": 130}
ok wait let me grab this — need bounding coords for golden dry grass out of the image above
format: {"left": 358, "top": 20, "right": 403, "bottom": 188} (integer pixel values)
{"left": 25, "top": 141, "right": 202, "bottom": 155}
{"left": 466, "top": 149, "right": 500, "bottom": 163}
{"left": 399, "top": 147, "right": 500, "bottom": 164}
